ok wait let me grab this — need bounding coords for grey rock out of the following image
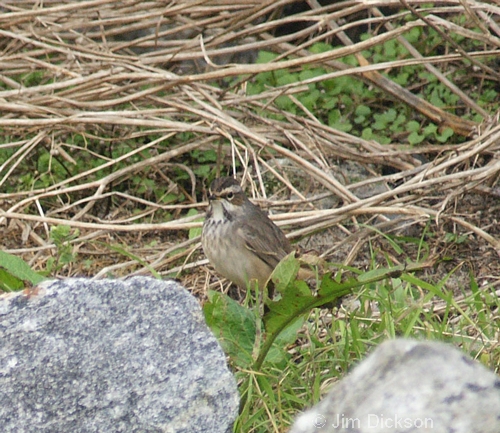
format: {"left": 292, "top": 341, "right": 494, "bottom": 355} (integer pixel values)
{"left": 290, "top": 339, "right": 500, "bottom": 433}
{"left": 0, "top": 277, "right": 239, "bottom": 433}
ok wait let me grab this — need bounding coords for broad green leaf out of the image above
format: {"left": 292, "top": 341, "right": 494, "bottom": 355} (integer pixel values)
{"left": 265, "top": 280, "right": 313, "bottom": 335}
{"left": 0, "top": 251, "right": 45, "bottom": 289}
{"left": 204, "top": 291, "right": 256, "bottom": 368}
{"left": 0, "top": 268, "right": 24, "bottom": 292}
{"left": 270, "top": 252, "right": 299, "bottom": 294}
{"left": 265, "top": 316, "right": 305, "bottom": 367}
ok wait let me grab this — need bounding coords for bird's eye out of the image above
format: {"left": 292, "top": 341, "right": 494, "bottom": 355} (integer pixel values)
{"left": 227, "top": 192, "right": 234, "bottom": 200}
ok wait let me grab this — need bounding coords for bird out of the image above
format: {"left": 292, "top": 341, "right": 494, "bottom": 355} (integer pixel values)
{"left": 202, "top": 176, "right": 293, "bottom": 291}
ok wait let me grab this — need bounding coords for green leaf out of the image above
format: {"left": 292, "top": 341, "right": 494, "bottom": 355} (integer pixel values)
{"left": 317, "top": 272, "right": 358, "bottom": 298}
{"left": 191, "top": 149, "right": 217, "bottom": 163}
{"left": 362, "top": 128, "right": 373, "bottom": 140}
{"left": 255, "top": 70, "right": 275, "bottom": 86}
{"left": 203, "top": 290, "right": 257, "bottom": 368}
{"left": 0, "top": 269, "right": 24, "bottom": 292}
{"left": 265, "top": 271, "right": 358, "bottom": 337}
{"left": 265, "top": 280, "right": 313, "bottom": 335}
{"left": 299, "top": 68, "right": 326, "bottom": 81}
{"left": 373, "top": 109, "right": 397, "bottom": 130}
{"left": 407, "top": 120, "right": 420, "bottom": 132}
{"left": 193, "top": 165, "right": 211, "bottom": 178}
{"left": 436, "top": 127, "right": 454, "bottom": 143}
{"left": 266, "top": 317, "right": 304, "bottom": 366}
{"left": 354, "top": 115, "right": 366, "bottom": 125}
{"left": 0, "top": 251, "right": 46, "bottom": 289}
{"left": 383, "top": 39, "right": 397, "bottom": 58}
{"left": 271, "top": 252, "right": 300, "bottom": 294}
{"left": 423, "top": 123, "right": 438, "bottom": 136}
{"left": 276, "top": 95, "right": 294, "bottom": 111}
{"left": 408, "top": 131, "right": 425, "bottom": 145}
{"left": 298, "top": 89, "right": 320, "bottom": 110}
{"left": 187, "top": 208, "right": 203, "bottom": 239}
{"left": 394, "top": 72, "right": 409, "bottom": 85}
{"left": 257, "top": 51, "right": 278, "bottom": 64}
{"left": 430, "top": 89, "right": 444, "bottom": 107}
{"left": 328, "top": 109, "right": 353, "bottom": 131}
{"left": 276, "top": 71, "right": 298, "bottom": 86}
{"left": 50, "top": 224, "right": 78, "bottom": 244}
{"left": 355, "top": 105, "right": 371, "bottom": 116}
{"left": 482, "top": 89, "right": 497, "bottom": 102}
{"left": 406, "top": 26, "right": 422, "bottom": 44}
{"left": 389, "top": 113, "right": 407, "bottom": 132}
{"left": 309, "top": 42, "right": 333, "bottom": 54}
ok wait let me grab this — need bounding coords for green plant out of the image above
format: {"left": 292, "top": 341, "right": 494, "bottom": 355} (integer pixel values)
{"left": 243, "top": 15, "right": 499, "bottom": 148}
{"left": 46, "top": 225, "right": 80, "bottom": 274}
{"left": 203, "top": 223, "right": 500, "bottom": 432}
{"left": 204, "top": 253, "right": 435, "bottom": 428}
{"left": 0, "top": 251, "right": 45, "bottom": 291}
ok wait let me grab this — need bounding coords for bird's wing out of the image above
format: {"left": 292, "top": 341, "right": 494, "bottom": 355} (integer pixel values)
{"left": 238, "top": 218, "right": 293, "bottom": 269}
